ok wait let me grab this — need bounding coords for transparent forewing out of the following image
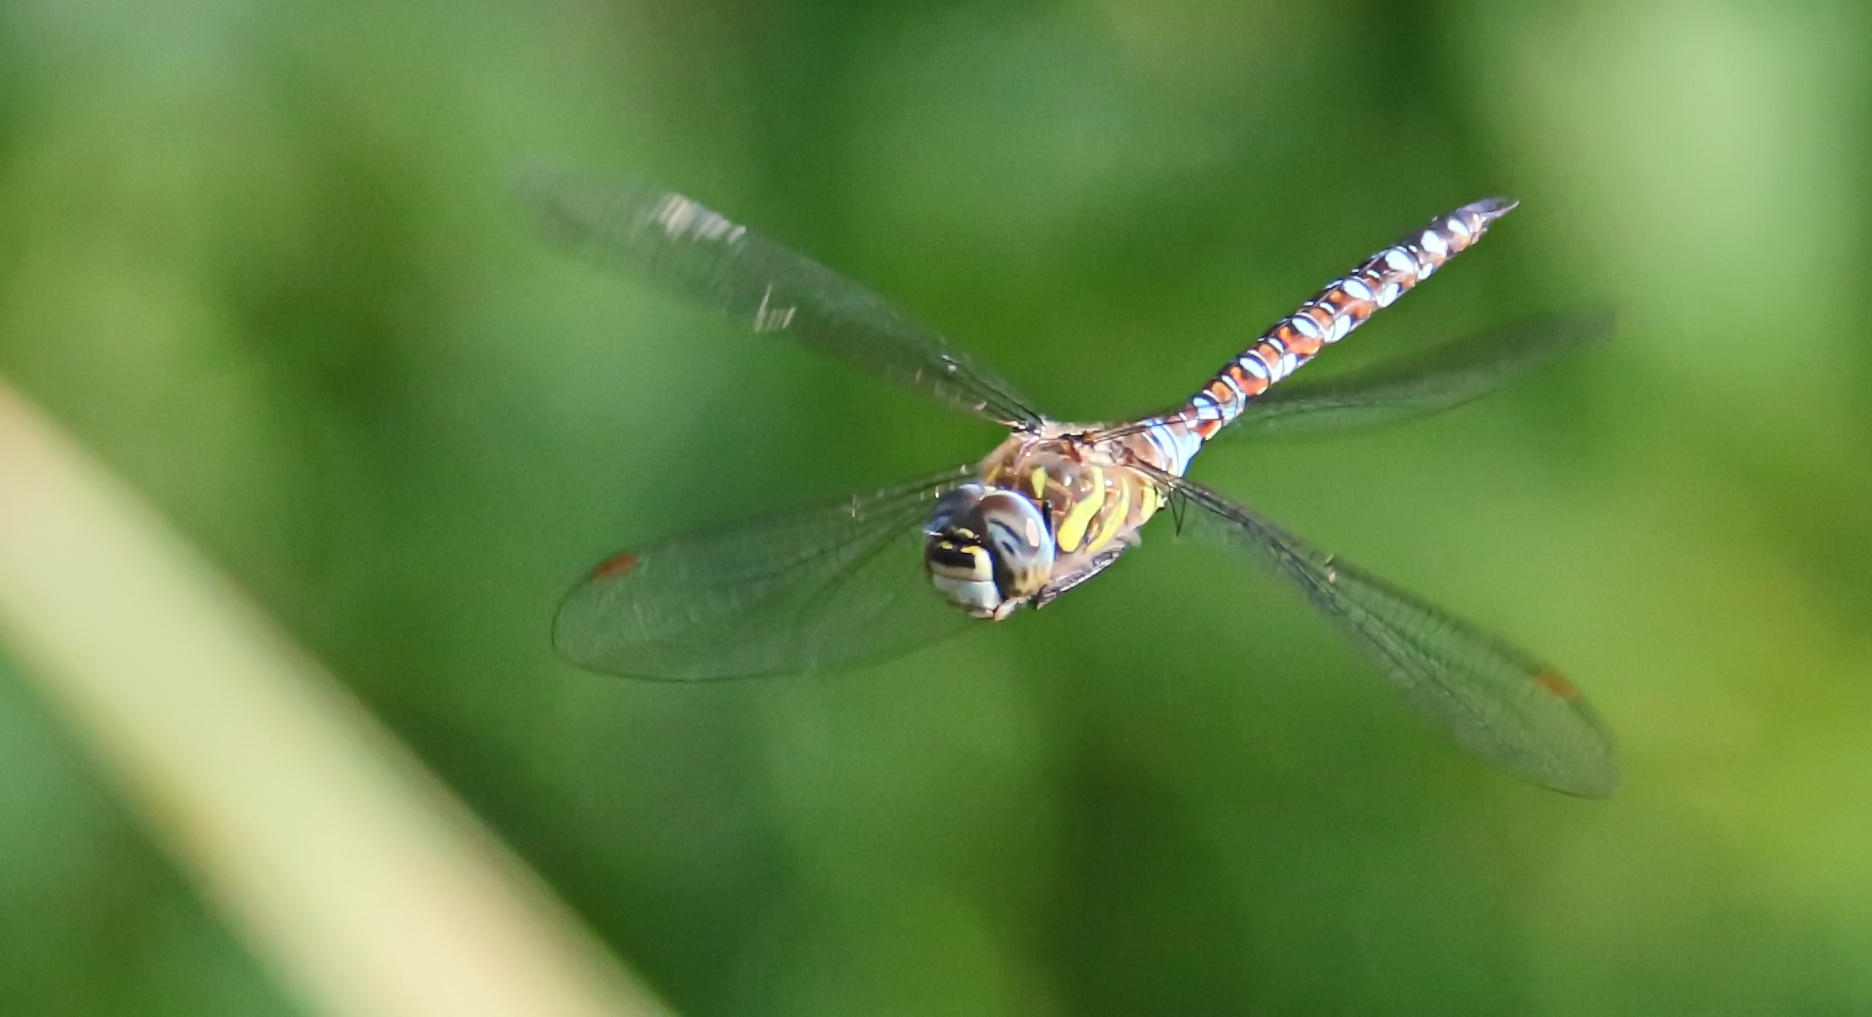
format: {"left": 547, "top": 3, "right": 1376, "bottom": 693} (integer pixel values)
{"left": 554, "top": 467, "right": 978, "bottom": 680}
{"left": 1214, "top": 313, "right": 1613, "bottom": 439}
{"left": 1158, "top": 473, "right": 1619, "bottom": 797}
{"left": 521, "top": 172, "right": 1044, "bottom": 426}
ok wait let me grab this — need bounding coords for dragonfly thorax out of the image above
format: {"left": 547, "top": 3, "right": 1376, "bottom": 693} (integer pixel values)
{"left": 925, "top": 429, "right": 1168, "bottom": 619}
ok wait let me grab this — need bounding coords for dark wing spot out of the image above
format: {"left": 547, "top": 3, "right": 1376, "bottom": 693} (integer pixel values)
{"left": 1533, "top": 666, "right": 1582, "bottom": 703}
{"left": 590, "top": 550, "right": 639, "bottom": 580}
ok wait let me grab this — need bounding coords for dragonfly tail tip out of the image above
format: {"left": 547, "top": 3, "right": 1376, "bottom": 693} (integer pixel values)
{"left": 1467, "top": 196, "right": 1519, "bottom": 220}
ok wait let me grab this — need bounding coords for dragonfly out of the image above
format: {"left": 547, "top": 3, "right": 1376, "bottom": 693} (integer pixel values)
{"left": 526, "top": 173, "right": 1620, "bottom": 797}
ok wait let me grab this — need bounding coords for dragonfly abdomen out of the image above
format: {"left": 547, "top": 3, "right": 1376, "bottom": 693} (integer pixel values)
{"left": 1138, "top": 197, "right": 1516, "bottom": 474}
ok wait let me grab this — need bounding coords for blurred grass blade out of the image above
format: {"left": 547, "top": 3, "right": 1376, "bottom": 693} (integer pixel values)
{"left": 0, "top": 378, "right": 671, "bottom": 1017}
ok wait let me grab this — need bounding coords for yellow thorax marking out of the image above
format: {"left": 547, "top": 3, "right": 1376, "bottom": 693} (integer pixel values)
{"left": 1029, "top": 467, "right": 1049, "bottom": 499}
{"left": 1134, "top": 483, "right": 1160, "bottom": 524}
{"left": 1055, "top": 465, "right": 1106, "bottom": 553}
{"left": 1089, "top": 476, "right": 1131, "bottom": 552}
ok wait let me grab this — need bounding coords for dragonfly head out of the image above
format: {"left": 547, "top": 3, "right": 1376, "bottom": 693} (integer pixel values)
{"left": 924, "top": 483, "right": 1056, "bottom": 620}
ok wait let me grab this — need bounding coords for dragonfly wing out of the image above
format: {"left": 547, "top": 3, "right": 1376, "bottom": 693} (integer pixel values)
{"left": 1214, "top": 313, "right": 1613, "bottom": 439}
{"left": 555, "top": 466, "right": 978, "bottom": 680}
{"left": 521, "top": 171, "right": 1045, "bottom": 427}
{"left": 1158, "top": 472, "right": 1619, "bottom": 797}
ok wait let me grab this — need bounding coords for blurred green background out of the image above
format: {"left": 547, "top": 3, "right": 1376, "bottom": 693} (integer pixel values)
{"left": 4, "top": 0, "right": 1872, "bottom": 1013}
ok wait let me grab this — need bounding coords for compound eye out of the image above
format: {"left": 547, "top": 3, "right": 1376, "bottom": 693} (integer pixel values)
{"left": 929, "top": 484, "right": 987, "bottom": 532}
{"left": 976, "top": 492, "right": 1045, "bottom": 554}
{"left": 975, "top": 491, "right": 1055, "bottom": 597}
